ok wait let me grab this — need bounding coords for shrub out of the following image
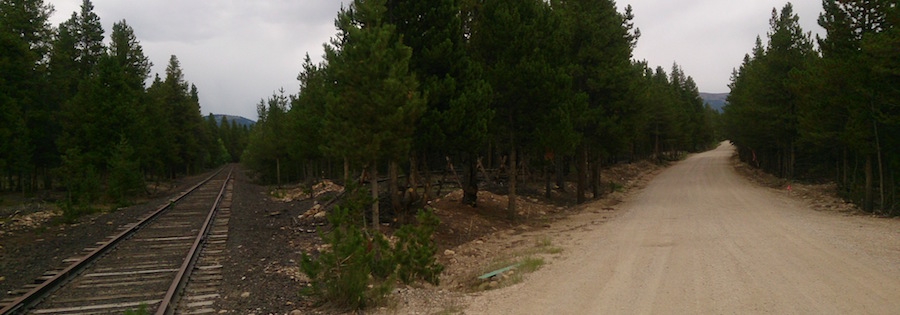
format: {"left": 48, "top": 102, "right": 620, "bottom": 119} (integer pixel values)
{"left": 59, "top": 148, "right": 100, "bottom": 220}
{"left": 300, "top": 186, "right": 443, "bottom": 310}
{"left": 394, "top": 208, "right": 443, "bottom": 285}
{"left": 107, "top": 137, "right": 144, "bottom": 207}
{"left": 300, "top": 206, "right": 393, "bottom": 309}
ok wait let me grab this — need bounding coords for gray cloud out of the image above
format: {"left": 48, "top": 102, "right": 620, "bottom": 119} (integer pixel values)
{"left": 47, "top": 0, "right": 823, "bottom": 119}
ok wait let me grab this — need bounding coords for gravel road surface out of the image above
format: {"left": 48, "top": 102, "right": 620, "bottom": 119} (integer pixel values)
{"left": 466, "top": 142, "right": 900, "bottom": 314}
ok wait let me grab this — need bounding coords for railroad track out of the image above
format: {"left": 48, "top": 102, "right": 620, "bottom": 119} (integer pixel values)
{"left": 0, "top": 167, "right": 235, "bottom": 315}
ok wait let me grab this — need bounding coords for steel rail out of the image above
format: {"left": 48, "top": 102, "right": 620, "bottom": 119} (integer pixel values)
{"left": 0, "top": 167, "right": 228, "bottom": 315}
{"left": 156, "top": 167, "right": 233, "bottom": 315}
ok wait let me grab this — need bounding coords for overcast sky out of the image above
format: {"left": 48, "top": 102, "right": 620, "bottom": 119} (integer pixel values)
{"left": 46, "top": 0, "right": 824, "bottom": 120}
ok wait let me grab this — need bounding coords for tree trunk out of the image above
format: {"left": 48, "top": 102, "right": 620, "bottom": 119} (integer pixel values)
{"left": 842, "top": 148, "right": 849, "bottom": 190}
{"left": 408, "top": 154, "right": 419, "bottom": 208}
{"left": 654, "top": 123, "right": 660, "bottom": 159}
{"left": 487, "top": 140, "right": 493, "bottom": 171}
{"left": 389, "top": 160, "right": 401, "bottom": 215}
{"left": 576, "top": 145, "right": 587, "bottom": 204}
{"left": 592, "top": 157, "right": 601, "bottom": 198}
{"left": 544, "top": 164, "right": 551, "bottom": 199}
{"left": 508, "top": 144, "right": 517, "bottom": 219}
{"left": 556, "top": 158, "right": 565, "bottom": 192}
{"left": 371, "top": 160, "right": 380, "bottom": 230}
{"left": 477, "top": 157, "right": 492, "bottom": 184}
{"left": 423, "top": 154, "right": 432, "bottom": 204}
{"left": 446, "top": 156, "right": 463, "bottom": 189}
{"left": 326, "top": 159, "right": 332, "bottom": 180}
{"left": 874, "top": 118, "right": 884, "bottom": 213}
{"left": 306, "top": 161, "right": 314, "bottom": 199}
{"left": 276, "top": 158, "right": 281, "bottom": 186}
{"left": 41, "top": 169, "right": 50, "bottom": 190}
{"left": 463, "top": 153, "right": 479, "bottom": 207}
{"left": 789, "top": 141, "right": 795, "bottom": 180}
{"left": 865, "top": 154, "right": 873, "bottom": 213}
{"left": 343, "top": 157, "right": 349, "bottom": 185}
{"left": 886, "top": 163, "right": 895, "bottom": 216}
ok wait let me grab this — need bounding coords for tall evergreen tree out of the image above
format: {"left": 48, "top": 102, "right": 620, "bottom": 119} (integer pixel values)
{"left": 243, "top": 90, "right": 290, "bottom": 184}
{"left": 155, "top": 55, "right": 206, "bottom": 175}
{"left": 56, "top": 0, "right": 107, "bottom": 171}
{"left": 108, "top": 20, "right": 150, "bottom": 90}
{"left": 556, "top": 0, "right": 639, "bottom": 203}
{"left": 107, "top": 20, "right": 156, "bottom": 177}
{"left": 724, "top": 4, "right": 813, "bottom": 179}
{"left": 0, "top": 0, "right": 54, "bottom": 191}
{"left": 322, "top": 0, "right": 425, "bottom": 228}
{"left": 470, "top": 0, "right": 554, "bottom": 214}
{"left": 72, "top": 0, "right": 103, "bottom": 77}
{"left": 811, "top": 0, "right": 896, "bottom": 212}
{"left": 289, "top": 55, "right": 329, "bottom": 178}
{"left": 48, "top": 14, "right": 80, "bottom": 103}
{"left": 385, "top": 0, "right": 493, "bottom": 207}
{"left": 144, "top": 74, "right": 176, "bottom": 178}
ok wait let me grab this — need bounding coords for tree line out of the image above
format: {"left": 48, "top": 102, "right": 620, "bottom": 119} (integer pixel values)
{"left": 723, "top": 1, "right": 899, "bottom": 215}
{"left": 0, "top": 0, "right": 249, "bottom": 209}
{"left": 243, "top": 0, "right": 720, "bottom": 226}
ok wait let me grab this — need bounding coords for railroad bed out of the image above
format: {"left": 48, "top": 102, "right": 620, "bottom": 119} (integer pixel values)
{"left": 1, "top": 167, "right": 234, "bottom": 315}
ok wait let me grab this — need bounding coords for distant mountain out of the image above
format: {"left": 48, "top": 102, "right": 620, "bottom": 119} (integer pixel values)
{"left": 700, "top": 92, "right": 729, "bottom": 112}
{"left": 210, "top": 114, "right": 255, "bottom": 128}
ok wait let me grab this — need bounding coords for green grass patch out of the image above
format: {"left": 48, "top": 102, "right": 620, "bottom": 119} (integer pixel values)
{"left": 469, "top": 256, "right": 546, "bottom": 292}
{"left": 123, "top": 303, "right": 148, "bottom": 315}
{"left": 609, "top": 181, "right": 624, "bottom": 193}
{"left": 518, "top": 257, "right": 544, "bottom": 273}
{"left": 433, "top": 303, "right": 465, "bottom": 315}
{"left": 528, "top": 236, "right": 563, "bottom": 255}
{"left": 466, "top": 236, "right": 563, "bottom": 292}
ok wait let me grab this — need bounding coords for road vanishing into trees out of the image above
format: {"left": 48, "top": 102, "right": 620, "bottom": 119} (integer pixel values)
{"left": 467, "top": 142, "right": 900, "bottom": 314}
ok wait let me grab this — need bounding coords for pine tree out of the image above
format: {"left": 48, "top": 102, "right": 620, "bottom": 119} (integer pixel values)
{"left": 109, "top": 20, "right": 151, "bottom": 90}
{"left": 49, "top": 15, "right": 79, "bottom": 96}
{"left": 557, "top": 0, "right": 640, "bottom": 203}
{"left": 812, "top": 0, "right": 896, "bottom": 212}
{"left": 322, "top": 0, "right": 425, "bottom": 228}
{"left": 0, "top": 0, "right": 54, "bottom": 192}
{"left": 289, "top": 55, "right": 329, "bottom": 179}
{"left": 724, "top": 4, "right": 813, "bottom": 179}
{"left": 385, "top": 0, "right": 493, "bottom": 208}
{"left": 470, "top": 0, "right": 560, "bottom": 214}
{"left": 72, "top": 0, "right": 104, "bottom": 77}
{"left": 156, "top": 56, "right": 206, "bottom": 175}
{"left": 144, "top": 74, "right": 176, "bottom": 179}
{"left": 107, "top": 136, "right": 143, "bottom": 206}
{"left": 56, "top": 0, "right": 116, "bottom": 178}
{"left": 58, "top": 19, "right": 150, "bottom": 186}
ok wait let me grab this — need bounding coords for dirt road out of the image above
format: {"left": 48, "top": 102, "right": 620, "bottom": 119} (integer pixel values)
{"left": 466, "top": 142, "right": 900, "bottom": 314}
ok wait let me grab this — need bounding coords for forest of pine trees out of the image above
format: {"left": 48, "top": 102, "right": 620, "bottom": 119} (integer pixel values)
{"left": 0, "top": 0, "right": 249, "bottom": 209}
{"left": 724, "top": 1, "right": 899, "bottom": 215}
{"left": 242, "top": 0, "right": 720, "bottom": 223}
